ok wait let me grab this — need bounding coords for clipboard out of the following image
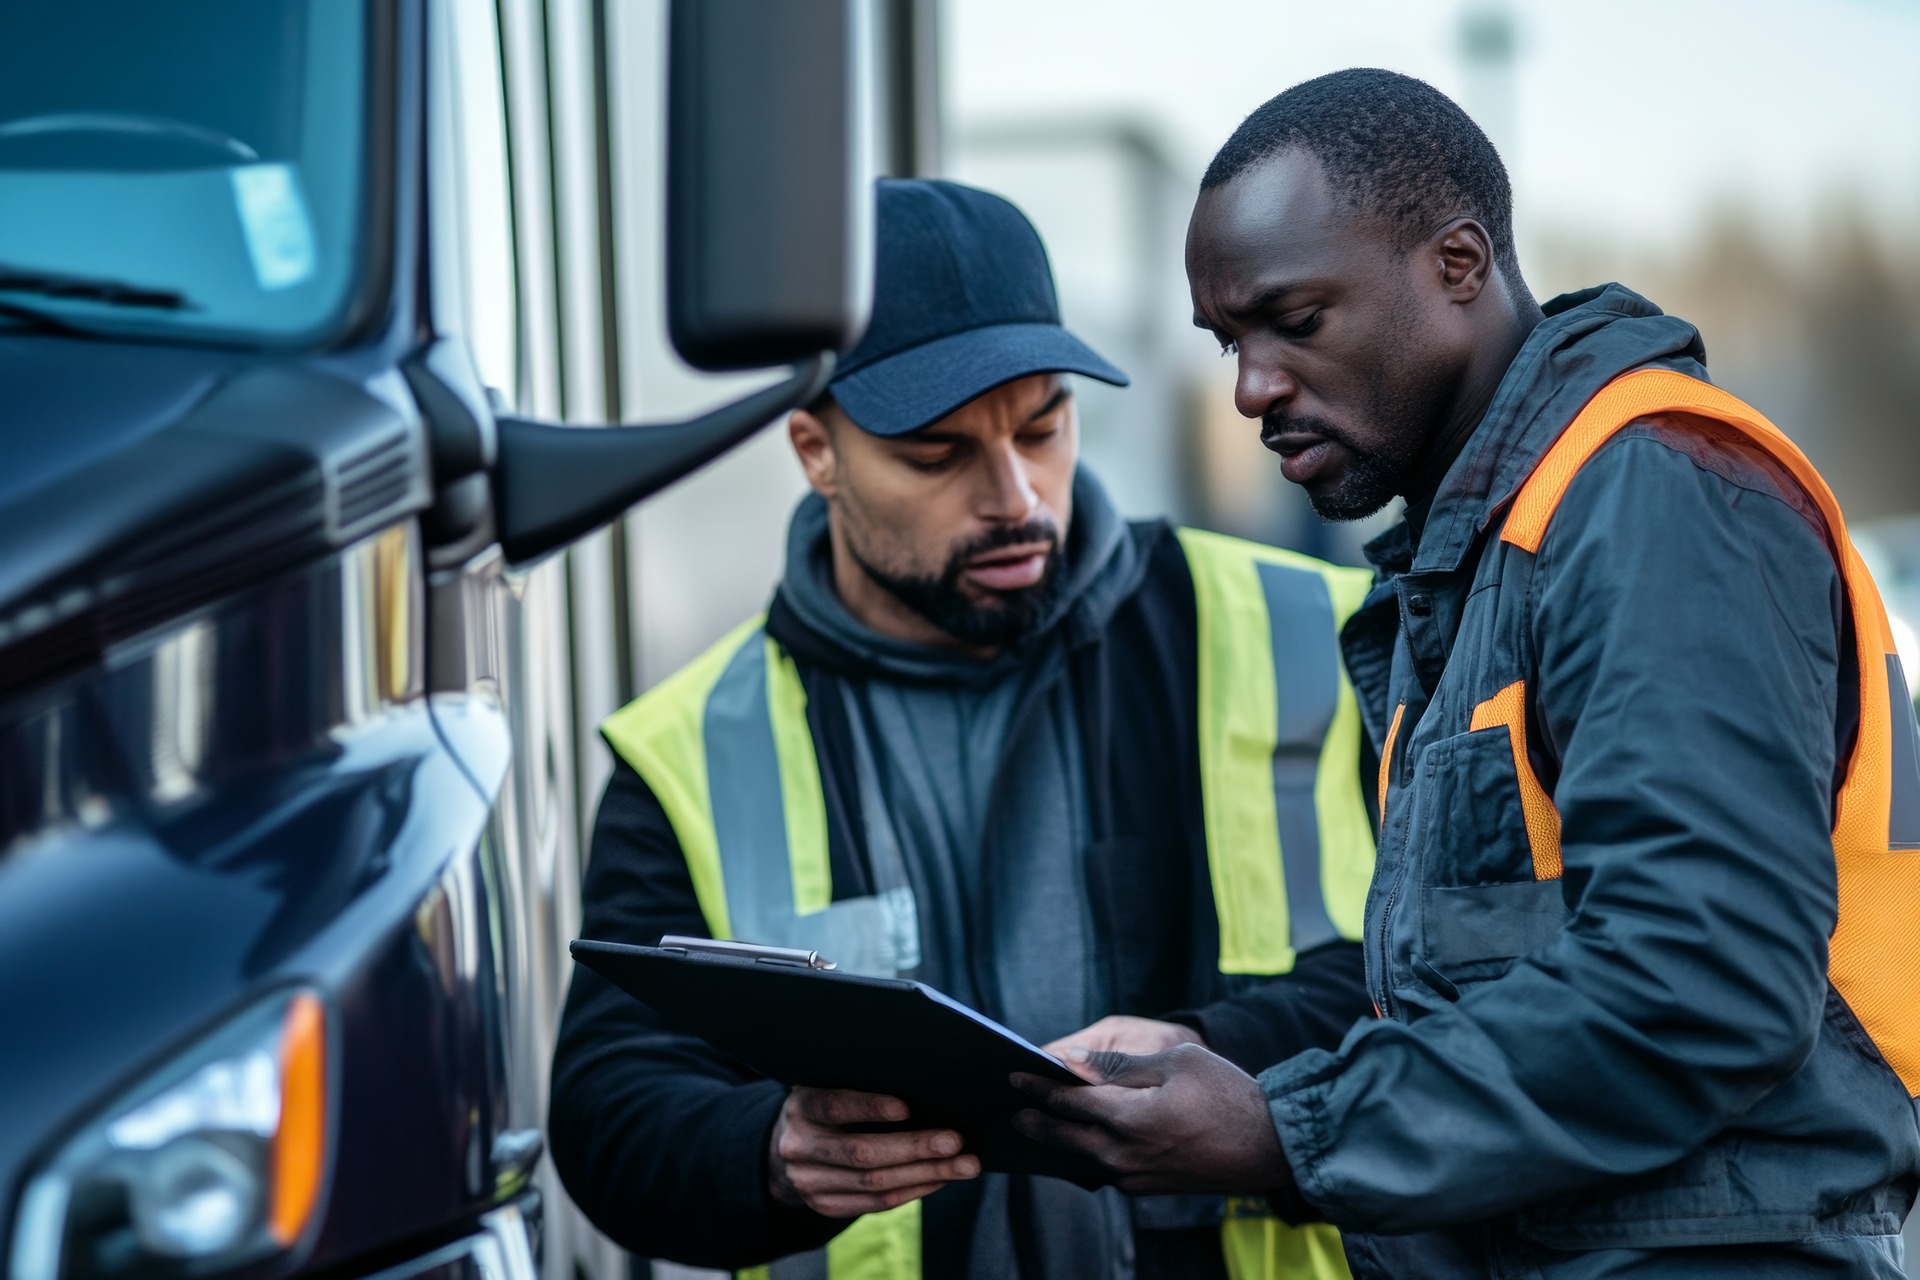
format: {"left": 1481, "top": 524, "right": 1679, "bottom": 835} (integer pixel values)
{"left": 570, "top": 936, "right": 1101, "bottom": 1183}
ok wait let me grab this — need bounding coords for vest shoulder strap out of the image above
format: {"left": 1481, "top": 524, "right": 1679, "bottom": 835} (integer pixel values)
{"left": 1507, "top": 367, "right": 1860, "bottom": 562}
{"left": 600, "top": 616, "right": 817, "bottom": 941}
{"left": 601, "top": 617, "right": 769, "bottom": 941}
{"left": 602, "top": 615, "right": 768, "bottom": 756}
{"left": 1175, "top": 528, "right": 1376, "bottom": 974}
{"left": 1498, "top": 368, "right": 1897, "bottom": 855}
{"left": 1497, "top": 366, "right": 1920, "bottom": 1096}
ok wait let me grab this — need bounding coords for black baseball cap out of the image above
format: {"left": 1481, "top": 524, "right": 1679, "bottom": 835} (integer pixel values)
{"left": 827, "top": 178, "right": 1129, "bottom": 437}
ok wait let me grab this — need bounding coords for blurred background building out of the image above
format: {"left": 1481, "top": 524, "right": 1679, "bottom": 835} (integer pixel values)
{"left": 628, "top": 0, "right": 1920, "bottom": 677}
{"left": 943, "top": 0, "right": 1920, "bottom": 581}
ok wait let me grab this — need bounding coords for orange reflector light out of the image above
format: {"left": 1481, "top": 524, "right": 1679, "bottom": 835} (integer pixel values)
{"left": 270, "top": 992, "right": 327, "bottom": 1246}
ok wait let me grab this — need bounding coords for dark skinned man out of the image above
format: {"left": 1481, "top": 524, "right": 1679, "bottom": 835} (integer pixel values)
{"left": 1014, "top": 69, "right": 1920, "bottom": 1278}
{"left": 550, "top": 178, "right": 1380, "bottom": 1280}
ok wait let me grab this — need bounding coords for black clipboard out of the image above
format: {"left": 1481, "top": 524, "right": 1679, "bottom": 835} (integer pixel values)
{"left": 570, "top": 937, "right": 1100, "bottom": 1183}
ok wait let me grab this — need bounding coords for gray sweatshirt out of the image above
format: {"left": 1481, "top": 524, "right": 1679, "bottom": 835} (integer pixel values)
{"left": 775, "top": 467, "right": 1150, "bottom": 1278}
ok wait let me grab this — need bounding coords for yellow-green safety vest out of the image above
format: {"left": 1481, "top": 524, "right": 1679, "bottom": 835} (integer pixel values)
{"left": 603, "top": 529, "right": 1373, "bottom": 1280}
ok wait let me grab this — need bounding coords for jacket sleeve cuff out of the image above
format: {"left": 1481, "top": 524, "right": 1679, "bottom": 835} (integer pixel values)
{"left": 1257, "top": 1049, "right": 1346, "bottom": 1221}
{"left": 708, "top": 1079, "right": 845, "bottom": 1252}
{"left": 1161, "top": 1001, "right": 1272, "bottom": 1073}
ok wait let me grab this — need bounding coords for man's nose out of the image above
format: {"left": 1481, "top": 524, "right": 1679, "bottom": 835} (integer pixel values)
{"left": 977, "top": 440, "right": 1041, "bottom": 523}
{"left": 1234, "top": 352, "right": 1301, "bottom": 421}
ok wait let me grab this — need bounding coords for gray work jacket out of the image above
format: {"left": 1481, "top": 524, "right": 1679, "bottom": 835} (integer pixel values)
{"left": 1262, "top": 284, "right": 1920, "bottom": 1278}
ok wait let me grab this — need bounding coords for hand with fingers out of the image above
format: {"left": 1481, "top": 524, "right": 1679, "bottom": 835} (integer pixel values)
{"left": 1041, "top": 1015, "right": 1204, "bottom": 1061}
{"left": 1009, "top": 1042, "right": 1294, "bottom": 1197}
{"left": 767, "top": 1087, "right": 982, "bottom": 1219}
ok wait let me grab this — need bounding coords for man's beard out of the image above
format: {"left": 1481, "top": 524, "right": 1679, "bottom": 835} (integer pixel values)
{"left": 851, "top": 519, "right": 1066, "bottom": 647}
{"left": 1266, "top": 409, "right": 1424, "bottom": 522}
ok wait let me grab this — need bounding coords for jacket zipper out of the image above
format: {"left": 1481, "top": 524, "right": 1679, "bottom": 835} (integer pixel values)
{"left": 1372, "top": 860, "right": 1407, "bottom": 1020}
{"left": 1371, "top": 727, "right": 1406, "bottom": 1019}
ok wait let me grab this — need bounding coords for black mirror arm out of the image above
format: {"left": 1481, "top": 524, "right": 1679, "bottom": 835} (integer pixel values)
{"left": 491, "top": 353, "right": 832, "bottom": 565}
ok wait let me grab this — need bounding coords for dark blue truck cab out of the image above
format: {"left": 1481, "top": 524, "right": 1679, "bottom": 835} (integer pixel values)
{"left": 0, "top": 3, "right": 870, "bottom": 1277}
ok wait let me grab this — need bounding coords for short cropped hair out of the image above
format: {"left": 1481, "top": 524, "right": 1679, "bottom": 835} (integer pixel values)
{"left": 1202, "top": 68, "right": 1521, "bottom": 285}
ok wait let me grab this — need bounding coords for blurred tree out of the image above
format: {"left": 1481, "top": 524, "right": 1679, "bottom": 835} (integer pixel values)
{"left": 1539, "top": 198, "right": 1920, "bottom": 522}
{"left": 1797, "top": 209, "right": 1920, "bottom": 521}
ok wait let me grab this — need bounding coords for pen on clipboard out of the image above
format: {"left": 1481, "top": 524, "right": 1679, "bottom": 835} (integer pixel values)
{"left": 658, "top": 935, "right": 839, "bottom": 971}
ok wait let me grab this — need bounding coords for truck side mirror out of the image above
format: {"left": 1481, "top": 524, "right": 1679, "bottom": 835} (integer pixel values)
{"left": 670, "top": 0, "right": 873, "bottom": 370}
{"left": 487, "top": 0, "right": 872, "bottom": 565}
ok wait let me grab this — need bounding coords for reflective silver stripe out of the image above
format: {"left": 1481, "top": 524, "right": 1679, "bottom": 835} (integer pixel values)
{"left": 703, "top": 632, "right": 796, "bottom": 944}
{"left": 1256, "top": 560, "right": 1341, "bottom": 955}
{"left": 700, "top": 632, "right": 919, "bottom": 977}
{"left": 777, "top": 886, "right": 918, "bottom": 978}
{"left": 1888, "top": 655, "right": 1920, "bottom": 849}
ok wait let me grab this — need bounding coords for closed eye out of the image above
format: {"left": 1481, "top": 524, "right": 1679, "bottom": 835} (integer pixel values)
{"left": 1276, "top": 310, "right": 1322, "bottom": 339}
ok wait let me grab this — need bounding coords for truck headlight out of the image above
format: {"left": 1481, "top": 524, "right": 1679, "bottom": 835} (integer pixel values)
{"left": 9, "top": 990, "right": 329, "bottom": 1280}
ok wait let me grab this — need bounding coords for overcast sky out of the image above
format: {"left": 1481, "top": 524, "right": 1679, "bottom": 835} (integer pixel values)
{"left": 943, "top": 0, "right": 1920, "bottom": 250}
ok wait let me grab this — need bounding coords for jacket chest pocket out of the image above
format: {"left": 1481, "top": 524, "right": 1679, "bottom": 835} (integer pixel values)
{"left": 1409, "top": 726, "right": 1569, "bottom": 985}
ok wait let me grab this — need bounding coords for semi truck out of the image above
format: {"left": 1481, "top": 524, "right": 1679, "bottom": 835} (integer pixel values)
{"left": 0, "top": 2, "right": 931, "bottom": 1276}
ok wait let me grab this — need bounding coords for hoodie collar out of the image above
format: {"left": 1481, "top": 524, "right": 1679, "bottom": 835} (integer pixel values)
{"left": 1370, "top": 284, "right": 1708, "bottom": 578}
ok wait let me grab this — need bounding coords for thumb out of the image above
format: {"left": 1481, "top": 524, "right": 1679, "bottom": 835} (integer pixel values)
{"left": 1071, "top": 1047, "right": 1162, "bottom": 1087}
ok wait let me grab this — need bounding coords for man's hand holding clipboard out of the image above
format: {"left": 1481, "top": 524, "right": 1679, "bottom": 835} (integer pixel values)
{"left": 568, "top": 935, "right": 1104, "bottom": 1208}
{"left": 765, "top": 1084, "right": 980, "bottom": 1218}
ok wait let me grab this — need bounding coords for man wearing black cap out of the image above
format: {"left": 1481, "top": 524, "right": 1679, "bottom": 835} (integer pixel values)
{"left": 549, "top": 178, "right": 1377, "bottom": 1280}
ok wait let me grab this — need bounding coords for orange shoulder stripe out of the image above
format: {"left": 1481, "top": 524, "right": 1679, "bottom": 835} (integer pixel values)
{"left": 1500, "top": 366, "right": 1920, "bottom": 1096}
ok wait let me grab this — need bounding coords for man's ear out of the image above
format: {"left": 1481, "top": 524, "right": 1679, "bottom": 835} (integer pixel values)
{"left": 788, "top": 408, "right": 839, "bottom": 497}
{"left": 1431, "top": 217, "right": 1495, "bottom": 302}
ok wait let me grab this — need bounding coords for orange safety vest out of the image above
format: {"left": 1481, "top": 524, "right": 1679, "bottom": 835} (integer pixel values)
{"left": 1425, "top": 366, "right": 1920, "bottom": 1097}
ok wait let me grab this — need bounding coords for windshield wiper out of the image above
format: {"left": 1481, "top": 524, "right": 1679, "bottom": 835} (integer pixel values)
{"left": 0, "top": 297, "right": 101, "bottom": 337}
{"left": 0, "top": 263, "right": 192, "bottom": 311}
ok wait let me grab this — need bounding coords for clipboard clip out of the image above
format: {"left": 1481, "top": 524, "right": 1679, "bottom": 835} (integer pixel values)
{"left": 659, "top": 935, "right": 839, "bottom": 970}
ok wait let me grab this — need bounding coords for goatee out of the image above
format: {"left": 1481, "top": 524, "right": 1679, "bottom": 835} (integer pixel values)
{"left": 854, "top": 520, "right": 1065, "bottom": 647}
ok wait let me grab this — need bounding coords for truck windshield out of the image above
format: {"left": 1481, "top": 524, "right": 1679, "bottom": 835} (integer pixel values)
{"left": 0, "top": 0, "right": 371, "bottom": 348}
